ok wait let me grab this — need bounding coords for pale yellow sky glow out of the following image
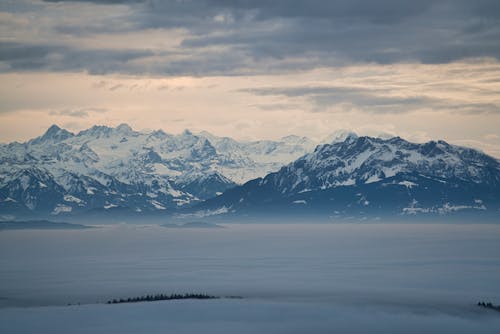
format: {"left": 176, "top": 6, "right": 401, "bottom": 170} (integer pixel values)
{"left": 1, "top": 61, "right": 499, "bottom": 156}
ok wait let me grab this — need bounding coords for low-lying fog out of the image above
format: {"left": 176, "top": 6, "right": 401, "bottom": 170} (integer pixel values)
{"left": 1, "top": 223, "right": 499, "bottom": 333}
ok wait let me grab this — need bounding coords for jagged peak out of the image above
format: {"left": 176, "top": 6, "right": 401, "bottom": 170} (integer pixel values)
{"left": 148, "top": 129, "right": 170, "bottom": 139}
{"left": 281, "top": 134, "right": 301, "bottom": 140}
{"left": 345, "top": 132, "right": 360, "bottom": 142}
{"left": 46, "top": 124, "right": 61, "bottom": 133}
{"left": 152, "top": 129, "right": 167, "bottom": 135}
{"left": 198, "top": 130, "right": 216, "bottom": 138}
{"left": 115, "top": 123, "right": 133, "bottom": 133}
{"left": 280, "top": 134, "right": 312, "bottom": 144}
{"left": 76, "top": 125, "right": 113, "bottom": 137}
{"left": 193, "top": 137, "right": 215, "bottom": 149}
{"left": 90, "top": 125, "right": 111, "bottom": 131}
{"left": 321, "top": 130, "right": 358, "bottom": 144}
{"left": 45, "top": 124, "right": 72, "bottom": 136}
{"left": 374, "top": 132, "right": 395, "bottom": 140}
{"left": 437, "top": 139, "right": 451, "bottom": 147}
{"left": 387, "top": 136, "right": 404, "bottom": 143}
{"left": 31, "top": 124, "right": 73, "bottom": 144}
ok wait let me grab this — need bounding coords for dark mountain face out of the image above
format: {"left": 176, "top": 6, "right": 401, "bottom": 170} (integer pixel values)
{"left": 29, "top": 125, "right": 74, "bottom": 145}
{"left": 175, "top": 172, "right": 236, "bottom": 201}
{"left": 186, "top": 136, "right": 500, "bottom": 222}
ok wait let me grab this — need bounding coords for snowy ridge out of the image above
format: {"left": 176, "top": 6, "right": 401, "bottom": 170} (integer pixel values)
{"left": 189, "top": 136, "right": 500, "bottom": 221}
{"left": 0, "top": 124, "right": 318, "bottom": 217}
{"left": 267, "top": 136, "right": 500, "bottom": 194}
{"left": 2, "top": 125, "right": 499, "bottom": 220}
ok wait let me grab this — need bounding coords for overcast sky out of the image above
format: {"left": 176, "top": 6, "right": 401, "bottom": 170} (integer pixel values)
{"left": 0, "top": 0, "right": 499, "bottom": 156}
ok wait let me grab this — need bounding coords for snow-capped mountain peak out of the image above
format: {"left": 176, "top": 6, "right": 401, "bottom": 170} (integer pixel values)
{"left": 0, "top": 124, "right": 319, "bottom": 218}
{"left": 30, "top": 124, "right": 74, "bottom": 144}
{"left": 190, "top": 135, "right": 500, "bottom": 221}
{"left": 286, "top": 135, "right": 499, "bottom": 192}
{"left": 320, "top": 130, "right": 358, "bottom": 145}
{"left": 4, "top": 125, "right": 498, "bottom": 221}
{"left": 115, "top": 123, "right": 134, "bottom": 135}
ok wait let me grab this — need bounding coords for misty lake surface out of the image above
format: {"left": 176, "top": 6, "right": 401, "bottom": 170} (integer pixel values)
{"left": 1, "top": 223, "right": 500, "bottom": 333}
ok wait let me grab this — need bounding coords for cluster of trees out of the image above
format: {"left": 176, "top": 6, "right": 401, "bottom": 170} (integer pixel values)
{"left": 107, "top": 293, "right": 219, "bottom": 304}
{"left": 477, "top": 301, "right": 500, "bottom": 312}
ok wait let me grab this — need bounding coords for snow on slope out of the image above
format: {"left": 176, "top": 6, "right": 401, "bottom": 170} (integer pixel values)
{"left": 190, "top": 135, "right": 500, "bottom": 220}
{"left": 0, "top": 124, "right": 319, "bottom": 216}
{"left": 268, "top": 135, "right": 500, "bottom": 194}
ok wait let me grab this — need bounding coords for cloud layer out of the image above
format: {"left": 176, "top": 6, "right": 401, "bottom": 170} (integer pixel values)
{"left": 0, "top": 0, "right": 499, "bottom": 157}
{"left": 0, "top": 0, "right": 499, "bottom": 75}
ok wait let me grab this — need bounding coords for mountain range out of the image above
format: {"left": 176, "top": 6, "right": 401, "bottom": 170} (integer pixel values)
{"left": 0, "top": 124, "right": 319, "bottom": 219}
{"left": 1, "top": 125, "right": 498, "bottom": 222}
{"left": 186, "top": 134, "right": 500, "bottom": 222}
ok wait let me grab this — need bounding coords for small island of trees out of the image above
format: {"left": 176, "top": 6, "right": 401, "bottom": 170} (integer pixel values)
{"left": 107, "top": 293, "right": 220, "bottom": 305}
{"left": 477, "top": 301, "right": 500, "bottom": 313}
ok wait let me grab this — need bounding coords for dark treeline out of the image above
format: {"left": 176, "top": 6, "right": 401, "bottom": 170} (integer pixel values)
{"left": 477, "top": 301, "right": 500, "bottom": 313}
{"left": 107, "top": 293, "right": 219, "bottom": 304}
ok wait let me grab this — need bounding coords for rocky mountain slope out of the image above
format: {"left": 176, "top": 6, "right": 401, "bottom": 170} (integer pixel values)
{"left": 0, "top": 124, "right": 317, "bottom": 218}
{"left": 187, "top": 135, "right": 500, "bottom": 222}
{"left": 2, "top": 125, "right": 498, "bottom": 222}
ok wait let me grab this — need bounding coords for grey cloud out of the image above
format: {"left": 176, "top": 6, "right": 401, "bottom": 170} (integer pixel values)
{"left": 53, "top": 20, "right": 134, "bottom": 37}
{"left": 50, "top": 110, "right": 89, "bottom": 118}
{"left": 0, "top": 0, "right": 498, "bottom": 75}
{"left": 242, "top": 86, "right": 436, "bottom": 113}
{"left": 241, "top": 86, "right": 500, "bottom": 114}
{"left": 49, "top": 107, "right": 108, "bottom": 118}
{"left": 0, "top": 41, "right": 155, "bottom": 74}
{"left": 445, "top": 103, "right": 500, "bottom": 115}
{"left": 42, "top": 0, "right": 500, "bottom": 20}
{"left": 250, "top": 103, "right": 302, "bottom": 111}
{"left": 42, "top": 0, "right": 435, "bottom": 23}
{"left": 419, "top": 39, "right": 500, "bottom": 64}
{"left": 43, "top": 0, "right": 144, "bottom": 3}
{"left": 178, "top": 3, "right": 500, "bottom": 65}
